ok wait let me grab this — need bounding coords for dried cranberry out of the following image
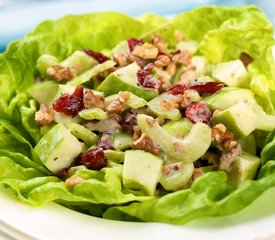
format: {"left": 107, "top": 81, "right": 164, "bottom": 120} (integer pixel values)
{"left": 83, "top": 48, "right": 110, "bottom": 63}
{"left": 189, "top": 82, "right": 224, "bottom": 94}
{"left": 52, "top": 86, "right": 84, "bottom": 117}
{"left": 97, "top": 133, "right": 114, "bottom": 150}
{"left": 185, "top": 101, "right": 212, "bottom": 125}
{"left": 77, "top": 148, "right": 108, "bottom": 170}
{"left": 168, "top": 84, "right": 187, "bottom": 95}
{"left": 121, "top": 109, "right": 137, "bottom": 133}
{"left": 55, "top": 168, "right": 69, "bottom": 180}
{"left": 127, "top": 38, "right": 144, "bottom": 52}
{"left": 137, "top": 63, "right": 160, "bottom": 89}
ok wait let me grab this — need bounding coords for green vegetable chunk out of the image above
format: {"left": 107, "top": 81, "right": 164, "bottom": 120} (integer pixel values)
{"left": 227, "top": 151, "right": 260, "bottom": 188}
{"left": 33, "top": 123, "right": 82, "bottom": 173}
{"left": 97, "top": 62, "right": 158, "bottom": 100}
{"left": 123, "top": 150, "right": 163, "bottom": 196}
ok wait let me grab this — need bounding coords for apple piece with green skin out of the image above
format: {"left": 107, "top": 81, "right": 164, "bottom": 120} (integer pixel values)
{"left": 137, "top": 114, "right": 211, "bottom": 162}
{"left": 97, "top": 62, "right": 158, "bottom": 100}
{"left": 104, "top": 150, "right": 125, "bottom": 163}
{"left": 204, "top": 87, "right": 257, "bottom": 111}
{"left": 60, "top": 50, "right": 98, "bottom": 75}
{"left": 33, "top": 123, "right": 82, "bottom": 173}
{"left": 238, "top": 134, "right": 257, "bottom": 155}
{"left": 147, "top": 93, "right": 181, "bottom": 120}
{"left": 159, "top": 162, "right": 194, "bottom": 191}
{"left": 105, "top": 92, "right": 147, "bottom": 110}
{"left": 78, "top": 108, "right": 107, "bottom": 120}
{"left": 226, "top": 151, "right": 260, "bottom": 188}
{"left": 211, "top": 59, "right": 249, "bottom": 88}
{"left": 211, "top": 102, "right": 259, "bottom": 139}
{"left": 67, "top": 60, "right": 116, "bottom": 86}
{"left": 113, "top": 132, "right": 133, "bottom": 151}
{"left": 65, "top": 122, "right": 98, "bottom": 146}
{"left": 36, "top": 54, "right": 58, "bottom": 77}
{"left": 123, "top": 150, "right": 163, "bottom": 196}
{"left": 163, "top": 118, "right": 192, "bottom": 138}
{"left": 27, "top": 81, "right": 59, "bottom": 105}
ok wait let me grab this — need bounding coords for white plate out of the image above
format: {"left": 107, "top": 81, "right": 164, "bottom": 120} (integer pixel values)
{"left": 1, "top": 186, "right": 275, "bottom": 240}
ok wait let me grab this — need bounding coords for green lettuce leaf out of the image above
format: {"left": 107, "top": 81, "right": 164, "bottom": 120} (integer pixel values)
{"left": 173, "top": 5, "right": 275, "bottom": 113}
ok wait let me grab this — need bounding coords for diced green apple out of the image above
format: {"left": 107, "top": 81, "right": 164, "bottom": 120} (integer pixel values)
{"left": 123, "top": 150, "right": 163, "bottom": 196}
{"left": 226, "top": 151, "right": 260, "bottom": 187}
{"left": 211, "top": 102, "right": 259, "bottom": 138}
{"left": 113, "top": 132, "right": 133, "bottom": 151}
{"left": 33, "top": 123, "right": 82, "bottom": 173}
{"left": 65, "top": 122, "right": 98, "bottom": 146}
{"left": 212, "top": 59, "right": 249, "bottom": 87}
{"left": 163, "top": 118, "right": 192, "bottom": 138}
{"left": 97, "top": 62, "right": 158, "bottom": 100}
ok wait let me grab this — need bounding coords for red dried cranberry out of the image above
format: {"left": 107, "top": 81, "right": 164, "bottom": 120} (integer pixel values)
{"left": 137, "top": 63, "right": 160, "bottom": 89}
{"left": 185, "top": 101, "right": 212, "bottom": 125}
{"left": 55, "top": 168, "right": 69, "bottom": 180}
{"left": 78, "top": 148, "right": 108, "bottom": 170}
{"left": 189, "top": 82, "right": 224, "bottom": 94}
{"left": 168, "top": 84, "right": 187, "bottom": 95}
{"left": 127, "top": 38, "right": 144, "bottom": 52}
{"left": 83, "top": 48, "right": 110, "bottom": 63}
{"left": 52, "top": 86, "right": 84, "bottom": 117}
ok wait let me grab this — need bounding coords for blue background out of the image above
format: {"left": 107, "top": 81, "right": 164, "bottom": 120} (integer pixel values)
{"left": 0, "top": 0, "right": 274, "bottom": 52}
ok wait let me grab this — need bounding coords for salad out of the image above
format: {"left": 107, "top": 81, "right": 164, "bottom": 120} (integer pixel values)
{"left": 1, "top": 5, "right": 275, "bottom": 224}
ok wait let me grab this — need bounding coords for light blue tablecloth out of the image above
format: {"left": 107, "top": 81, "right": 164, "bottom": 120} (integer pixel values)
{"left": 0, "top": 0, "right": 272, "bottom": 52}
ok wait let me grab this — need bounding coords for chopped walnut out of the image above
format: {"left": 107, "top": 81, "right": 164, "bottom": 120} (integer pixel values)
{"left": 84, "top": 89, "right": 105, "bottom": 109}
{"left": 47, "top": 65, "right": 75, "bottom": 82}
{"left": 114, "top": 52, "right": 133, "bottom": 67}
{"left": 84, "top": 117, "right": 122, "bottom": 133}
{"left": 163, "top": 162, "right": 183, "bottom": 176}
{"left": 151, "top": 34, "right": 168, "bottom": 52}
{"left": 132, "top": 133, "right": 160, "bottom": 155}
{"left": 211, "top": 124, "right": 237, "bottom": 152}
{"left": 106, "top": 91, "right": 130, "bottom": 114}
{"left": 172, "top": 50, "right": 192, "bottom": 67}
{"left": 132, "top": 43, "right": 159, "bottom": 60}
{"left": 65, "top": 175, "right": 85, "bottom": 187}
{"left": 35, "top": 104, "right": 54, "bottom": 126}
{"left": 165, "top": 62, "right": 177, "bottom": 76}
{"left": 97, "top": 67, "right": 117, "bottom": 79}
{"left": 211, "top": 124, "right": 242, "bottom": 171}
{"left": 160, "top": 99, "right": 179, "bottom": 111}
{"left": 154, "top": 55, "right": 171, "bottom": 68}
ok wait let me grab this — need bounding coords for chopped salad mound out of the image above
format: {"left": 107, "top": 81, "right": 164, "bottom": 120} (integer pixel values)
{"left": 1, "top": 6, "right": 275, "bottom": 224}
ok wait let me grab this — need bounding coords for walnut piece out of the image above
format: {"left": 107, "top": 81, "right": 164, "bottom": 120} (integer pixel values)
{"left": 154, "top": 55, "right": 171, "bottom": 68}
{"left": 106, "top": 91, "right": 130, "bottom": 113}
{"left": 160, "top": 99, "right": 179, "bottom": 111}
{"left": 132, "top": 133, "right": 160, "bottom": 155}
{"left": 114, "top": 52, "right": 132, "bottom": 67}
{"left": 35, "top": 104, "right": 54, "bottom": 126}
{"left": 132, "top": 43, "right": 159, "bottom": 60}
{"left": 151, "top": 34, "right": 168, "bottom": 52}
{"left": 83, "top": 89, "right": 105, "bottom": 109}
{"left": 47, "top": 65, "right": 75, "bottom": 82}
{"left": 172, "top": 50, "right": 192, "bottom": 67}
{"left": 65, "top": 175, "right": 85, "bottom": 187}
